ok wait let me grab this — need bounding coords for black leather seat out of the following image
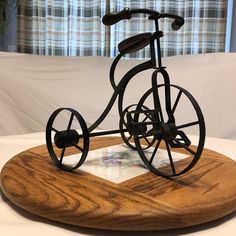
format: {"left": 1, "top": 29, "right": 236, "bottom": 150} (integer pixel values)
{"left": 118, "top": 33, "right": 152, "bottom": 54}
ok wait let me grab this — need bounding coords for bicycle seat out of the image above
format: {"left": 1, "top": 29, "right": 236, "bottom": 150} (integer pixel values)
{"left": 118, "top": 32, "right": 152, "bottom": 54}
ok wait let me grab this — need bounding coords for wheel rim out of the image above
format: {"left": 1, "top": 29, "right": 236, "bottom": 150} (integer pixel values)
{"left": 46, "top": 108, "right": 89, "bottom": 171}
{"left": 134, "top": 84, "right": 205, "bottom": 177}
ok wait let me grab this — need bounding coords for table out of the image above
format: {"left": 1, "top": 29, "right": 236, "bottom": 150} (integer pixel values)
{"left": 0, "top": 132, "right": 236, "bottom": 235}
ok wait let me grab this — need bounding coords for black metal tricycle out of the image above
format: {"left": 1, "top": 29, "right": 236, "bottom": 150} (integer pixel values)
{"left": 46, "top": 8, "right": 205, "bottom": 178}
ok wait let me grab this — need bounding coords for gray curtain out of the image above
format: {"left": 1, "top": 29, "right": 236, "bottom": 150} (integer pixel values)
{"left": 12, "top": 1, "right": 230, "bottom": 57}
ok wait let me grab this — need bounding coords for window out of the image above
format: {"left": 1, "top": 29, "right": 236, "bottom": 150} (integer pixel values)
{"left": 17, "top": 0, "right": 228, "bottom": 58}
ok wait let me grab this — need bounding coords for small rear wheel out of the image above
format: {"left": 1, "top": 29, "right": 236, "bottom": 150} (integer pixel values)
{"left": 46, "top": 108, "right": 89, "bottom": 171}
{"left": 120, "top": 104, "right": 155, "bottom": 150}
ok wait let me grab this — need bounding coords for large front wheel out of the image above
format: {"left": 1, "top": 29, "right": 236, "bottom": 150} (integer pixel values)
{"left": 134, "top": 84, "right": 205, "bottom": 177}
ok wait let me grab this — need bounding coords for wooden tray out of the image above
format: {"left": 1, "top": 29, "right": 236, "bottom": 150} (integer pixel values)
{"left": 1, "top": 137, "right": 236, "bottom": 231}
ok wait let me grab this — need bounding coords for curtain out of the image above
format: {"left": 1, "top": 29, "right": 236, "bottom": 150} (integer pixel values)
{"left": 18, "top": 0, "right": 108, "bottom": 56}
{"left": 17, "top": 0, "right": 228, "bottom": 58}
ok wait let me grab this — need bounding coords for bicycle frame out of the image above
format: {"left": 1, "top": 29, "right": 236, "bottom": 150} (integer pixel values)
{"left": 88, "top": 18, "right": 172, "bottom": 137}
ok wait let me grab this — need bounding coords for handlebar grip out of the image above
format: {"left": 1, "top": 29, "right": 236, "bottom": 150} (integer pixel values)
{"left": 171, "top": 17, "right": 185, "bottom": 31}
{"left": 102, "top": 8, "right": 131, "bottom": 26}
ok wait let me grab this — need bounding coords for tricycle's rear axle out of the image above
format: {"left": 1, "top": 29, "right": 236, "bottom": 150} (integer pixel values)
{"left": 54, "top": 128, "right": 128, "bottom": 150}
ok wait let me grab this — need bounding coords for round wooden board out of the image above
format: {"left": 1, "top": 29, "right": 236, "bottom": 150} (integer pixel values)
{"left": 1, "top": 136, "right": 236, "bottom": 231}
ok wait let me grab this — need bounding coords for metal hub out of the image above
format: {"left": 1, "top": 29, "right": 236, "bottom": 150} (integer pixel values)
{"left": 160, "top": 122, "right": 177, "bottom": 139}
{"left": 54, "top": 129, "right": 80, "bottom": 149}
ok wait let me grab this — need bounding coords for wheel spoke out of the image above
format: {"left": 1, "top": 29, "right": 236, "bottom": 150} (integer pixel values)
{"left": 127, "top": 135, "right": 132, "bottom": 142}
{"left": 142, "top": 112, "right": 153, "bottom": 123}
{"left": 168, "top": 90, "right": 182, "bottom": 123}
{"left": 149, "top": 139, "right": 161, "bottom": 165}
{"left": 165, "top": 140, "right": 176, "bottom": 175}
{"left": 144, "top": 137, "right": 151, "bottom": 146}
{"left": 70, "top": 142, "right": 84, "bottom": 152}
{"left": 67, "top": 113, "right": 74, "bottom": 131}
{"left": 51, "top": 127, "right": 59, "bottom": 133}
{"left": 173, "top": 138, "right": 196, "bottom": 156}
{"left": 142, "top": 115, "right": 149, "bottom": 123}
{"left": 59, "top": 147, "right": 66, "bottom": 164}
{"left": 175, "top": 121, "right": 199, "bottom": 130}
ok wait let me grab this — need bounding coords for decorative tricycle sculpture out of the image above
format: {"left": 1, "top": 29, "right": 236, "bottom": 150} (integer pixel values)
{"left": 46, "top": 8, "right": 205, "bottom": 178}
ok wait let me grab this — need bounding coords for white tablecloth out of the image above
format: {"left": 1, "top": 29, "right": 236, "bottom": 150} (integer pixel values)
{"left": 0, "top": 132, "right": 236, "bottom": 235}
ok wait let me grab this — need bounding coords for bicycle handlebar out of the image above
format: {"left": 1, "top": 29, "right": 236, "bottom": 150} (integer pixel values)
{"left": 102, "top": 8, "right": 184, "bottom": 31}
{"left": 102, "top": 8, "right": 132, "bottom": 25}
{"left": 161, "top": 13, "right": 185, "bottom": 31}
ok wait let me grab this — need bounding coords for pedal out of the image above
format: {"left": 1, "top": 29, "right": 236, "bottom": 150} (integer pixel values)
{"left": 169, "top": 130, "right": 191, "bottom": 148}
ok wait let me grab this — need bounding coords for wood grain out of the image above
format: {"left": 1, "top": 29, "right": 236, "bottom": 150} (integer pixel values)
{"left": 1, "top": 136, "right": 236, "bottom": 231}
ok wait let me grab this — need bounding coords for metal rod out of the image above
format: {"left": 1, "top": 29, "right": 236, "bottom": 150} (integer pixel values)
{"left": 89, "top": 129, "right": 127, "bottom": 137}
{"left": 155, "top": 19, "right": 162, "bottom": 68}
{"left": 78, "top": 128, "right": 128, "bottom": 139}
